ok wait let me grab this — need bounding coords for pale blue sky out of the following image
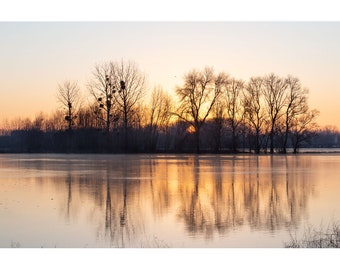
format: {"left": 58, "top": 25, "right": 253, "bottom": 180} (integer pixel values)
{"left": 1, "top": 22, "right": 340, "bottom": 127}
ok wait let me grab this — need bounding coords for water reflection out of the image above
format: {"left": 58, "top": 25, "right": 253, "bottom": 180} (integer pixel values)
{"left": 172, "top": 156, "right": 313, "bottom": 238}
{"left": 102, "top": 159, "right": 144, "bottom": 247}
{"left": 0, "top": 154, "right": 319, "bottom": 247}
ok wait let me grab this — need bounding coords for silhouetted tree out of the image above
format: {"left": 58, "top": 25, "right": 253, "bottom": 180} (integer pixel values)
{"left": 281, "top": 76, "right": 309, "bottom": 153}
{"left": 174, "top": 67, "right": 226, "bottom": 153}
{"left": 263, "top": 74, "right": 287, "bottom": 153}
{"left": 291, "top": 109, "right": 319, "bottom": 153}
{"left": 244, "top": 77, "right": 267, "bottom": 153}
{"left": 32, "top": 112, "right": 46, "bottom": 131}
{"left": 110, "top": 60, "right": 146, "bottom": 152}
{"left": 210, "top": 99, "right": 226, "bottom": 152}
{"left": 57, "top": 81, "right": 81, "bottom": 131}
{"left": 45, "top": 110, "right": 65, "bottom": 132}
{"left": 88, "top": 63, "right": 122, "bottom": 133}
{"left": 146, "top": 87, "right": 174, "bottom": 152}
{"left": 224, "top": 78, "right": 245, "bottom": 152}
{"left": 77, "top": 104, "right": 102, "bottom": 129}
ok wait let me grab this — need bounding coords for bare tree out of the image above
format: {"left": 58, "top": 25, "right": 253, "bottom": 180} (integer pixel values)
{"left": 211, "top": 98, "right": 226, "bottom": 152}
{"left": 281, "top": 76, "right": 309, "bottom": 153}
{"left": 32, "top": 112, "right": 47, "bottom": 131}
{"left": 174, "top": 67, "right": 227, "bottom": 153}
{"left": 45, "top": 110, "right": 66, "bottom": 132}
{"left": 244, "top": 77, "right": 267, "bottom": 153}
{"left": 77, "top": 103, "right": 103, "bottom": 129}
{"left": 263, "top": 74, "right": 287, "bottom": 153}
{"left": 146, "top": 87, "right": 174, "bottom": 152}
{"left": 57, "top": 81, "right": 81, "bottom": 131}
{"left": 291, "top": 109, "right": 319, "bottom": 153}
{"left": 88, "top": 63, "right": 122, "bottom": 133}
{"left": 110, "top": 60, "right": 146, "bottom": 151}
{"left": 224, "top": 78, "right": 245, "bottom": 153}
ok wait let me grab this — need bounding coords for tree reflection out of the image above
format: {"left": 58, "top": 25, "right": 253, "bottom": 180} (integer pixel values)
{"left": 0, "top": 155, "right": 318, "bottom": 247}
{"left": 175, "top": 155, "right": 314, "bottom": 239}
{"left": 243, "top": 156, "right": 261, "bottom": 229}
{"left": 46, "top": 155, "right": 316, "bottom": 245}
{"left": 66, "top": 171, "right": 72, "bottom": 221}
{"left": 147, "top": 158, "right": 171, "bottom": 218}
{"left": 104, "top": 174, "right": 112, "bottom": 235}
{"left": 55, "top": 157, "right": 145, "bottom": 247}
{"left": 102, "top": 158, "right": 143, "bottom": 247}
{"left": 177, "top": 157, "right": 211, "bottom": 237}
{"left": 104, "top": 174, "right": 130, "bottom": 247}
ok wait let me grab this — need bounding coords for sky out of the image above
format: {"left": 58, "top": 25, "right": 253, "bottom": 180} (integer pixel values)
{"left": 1, "top": 18, "right": 340, "bottom": 129}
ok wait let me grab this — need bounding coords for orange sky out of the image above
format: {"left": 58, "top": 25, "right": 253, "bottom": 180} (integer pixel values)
{"left": 0, "top": 22, "right": 340, "bottom": 129}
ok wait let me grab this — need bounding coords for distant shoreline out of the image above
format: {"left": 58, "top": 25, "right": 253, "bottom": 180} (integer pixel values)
{"left": 1, "top": 148, "right": 340, "bottom": 155}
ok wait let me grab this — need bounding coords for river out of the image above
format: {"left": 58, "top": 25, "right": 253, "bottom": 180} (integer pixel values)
{"left": 1, "top": 153, "right": 339, "bottom": 247}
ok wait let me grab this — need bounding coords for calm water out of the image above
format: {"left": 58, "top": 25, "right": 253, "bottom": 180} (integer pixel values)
{"left": 0, "top": 153, "right": 340, "bottom": 248}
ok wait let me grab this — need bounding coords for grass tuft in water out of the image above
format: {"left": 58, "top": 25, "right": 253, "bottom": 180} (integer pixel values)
{"left": 285, "top": 222, "right": 340, "bottom": 248}
{"left": 10, "top": 241, "right": 21, "bottom": 248}
{"left": 139, "top": 236, "right": 170, "bottom": 248}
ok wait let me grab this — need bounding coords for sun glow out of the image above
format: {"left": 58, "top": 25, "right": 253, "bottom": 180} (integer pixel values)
{"left": 186, "top": 125, "right": 196, "bottom": 134}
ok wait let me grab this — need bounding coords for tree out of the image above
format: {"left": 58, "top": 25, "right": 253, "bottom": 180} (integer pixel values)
{"left": 174, "top": 67, "right": 227, "bottom": 153}
{"left": 281, "top": 76, "right": 309, "bottom": 153}
{"left": 146, "top": 87, "right": 174, "bottom": 152}
{"left": 45, "top": 110, "right": 66, "bottom": 132}
{"left": 77, "top": 104, "right": 102, "bottom": 129}
{"left": 110, "top": 60, "right": 146, "bottom": 152}
{"left": 88, "top": 63, "right": 122, "bottom": 134}
{"left": 263, "top": 74, "right": 287, "bottom": 154}
{"left": 291, "top": 109, "right": 319, "bottom": 153}
{"left": 211, "top": 99, "right": 226, "bottom": 152}
{"left": 244, "top": 77, "right": 267, "bottom": 153}
{"left": 56, "top": 81, "right": 81, "bottom": 131}
{"left": 224, "top": 78, "right": 245, "bottom": 153}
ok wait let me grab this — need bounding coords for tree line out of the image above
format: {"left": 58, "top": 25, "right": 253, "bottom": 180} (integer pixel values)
{"left": 0, "top": 59, "right": 321, "bottom": 154}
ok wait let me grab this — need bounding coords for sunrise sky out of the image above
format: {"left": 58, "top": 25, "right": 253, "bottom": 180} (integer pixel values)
{"left": 1, "top": 6, "right": 340, "bottom": 128}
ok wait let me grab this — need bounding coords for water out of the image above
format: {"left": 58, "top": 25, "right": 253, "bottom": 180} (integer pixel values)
{"left": 0, "top": 153, "right": 340, "bottom": 248}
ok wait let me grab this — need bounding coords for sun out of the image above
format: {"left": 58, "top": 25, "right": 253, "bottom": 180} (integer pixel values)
{"left": 186, "top": 125, "right": 196, "bottom": 133}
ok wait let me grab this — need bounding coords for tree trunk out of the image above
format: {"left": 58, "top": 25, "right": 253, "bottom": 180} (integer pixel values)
{"left": 106, "top": 108, "right": 110, "bottom": 134}
{"left": 68, "top": 105, "right": 72, "bottom": 131}
{"left": 195, "top": 129, "right": 200, "bottom": 154}
{"left": 255, "top": 129, "right": 260, "bottom": 154}
{"left": 283, "top": 128, "right": 289, "bottom": 154}
{"left": 232, "top": 128, "right": 237, "bottom": 153}
{"left": 283, "top": 116, "right": 290, "bottom": 154}
{"left": 216, "top": 126, "right": 221, "bottom": 153}
{"left": 124, "top": 109, "right": 128, "bottom": 152}
{"left": 270, "top": 126, "right": 274, "bottom": 154}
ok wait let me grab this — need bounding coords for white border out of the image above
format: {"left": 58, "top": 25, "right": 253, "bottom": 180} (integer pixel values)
{"left": 0, "top": 0, "right": 339, "bottom": 21}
